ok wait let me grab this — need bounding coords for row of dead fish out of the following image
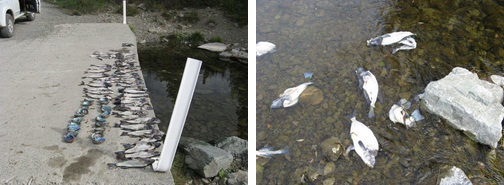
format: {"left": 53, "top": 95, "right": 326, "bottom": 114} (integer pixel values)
{"left": 258, "top": 31, "right": 417, "bottom": 57}
{"left": 261, "top": 32, "right": 422, "bottom": 168}
{"left": 86, "top": 46, "right": 165, "bottom": 169}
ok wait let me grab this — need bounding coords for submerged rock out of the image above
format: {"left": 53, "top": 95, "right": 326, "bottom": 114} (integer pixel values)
{"left": 437, "top": 166, "right": 473, "bottom": 185}
{"left": 319, "top": 137, "right": 343, "bottom": 161}
{"left": 422, "top": 67, "right": 504, "bottom": 148}
{"left": 299, "top": 86, "right": 324, "bottom": 105}
{"left": 179, "top": 137, "right": 233, "bottom": 177}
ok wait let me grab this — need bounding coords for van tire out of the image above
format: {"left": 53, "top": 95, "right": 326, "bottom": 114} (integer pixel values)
{"left": 1, "top": 13, "right": 14, "bottom": 38}
{"left": 26, "top": 12, "right": 36, "bottom": 21}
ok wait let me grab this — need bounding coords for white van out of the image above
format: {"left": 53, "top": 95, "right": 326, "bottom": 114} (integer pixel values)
{"left": 0, "top": 0, "right": 40, "bottom": 38}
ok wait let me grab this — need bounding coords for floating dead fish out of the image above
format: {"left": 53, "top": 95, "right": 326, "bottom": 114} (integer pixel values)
{"left": 367, "top": 31, "right": 417, "bottom": 54}
{"left": 271, "top": 82, "right": 314, "bottom": 109}
{"left": 388, "top": 99, "right": 425, "bottom": 128}
{"left": 256, "top": 146, "right": 289, "bottom": 158}
{"left": 107, "top": 158, "right": 154, "bottom": 169}
{"left": 356, "top": 68, "right": 379, "bottom": 118}
{"left": 347, "top": 113, "right": 379, "bottom": 168}
{"left": 256, "top": 41, "right": 276, "bottom": 56}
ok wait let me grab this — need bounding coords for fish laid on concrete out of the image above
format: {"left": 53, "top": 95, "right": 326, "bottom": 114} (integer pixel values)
{"left": 121, "top": 117, "right": 160, "bottom": 124}
{"left": 256, "top": 146, "right": 289, "bottom": 158}
{"left": 356, "top": 68, "right": 379, "bottom": 118}
{"left": 115, "top": 151, "right": 160, "bottom": 160}
{"left": 124, "top": 142, "right": 159, "bottom": 154}
{"left": 107, "top": 158, "right": 154, "bottom": 169}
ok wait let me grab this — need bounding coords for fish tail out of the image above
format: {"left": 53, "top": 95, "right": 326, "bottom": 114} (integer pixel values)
{"left": 281, "top": 146, "right": 290, "bottom": 154}
{"left": 107, "top": 163, "right": 117, "bottom": 169}
{"left": 411, "top": 109, "right": 425, "bottom": 122}
{"left": 368, "top": 106, "right": 375, "bottom": 118}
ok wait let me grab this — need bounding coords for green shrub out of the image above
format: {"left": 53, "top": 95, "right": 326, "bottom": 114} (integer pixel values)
{"left": 117, "top": 4, "right": 139, "bottom": 16}
{"left": 188, "top": 32, "right": 206, "bottom": 45}
{"left": 208, "top": 36, "right": 223, "bottom": 43}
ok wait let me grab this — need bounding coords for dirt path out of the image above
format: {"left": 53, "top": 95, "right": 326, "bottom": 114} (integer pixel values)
{"left": 6, "top": 1, "right": 247, "bottom": 47}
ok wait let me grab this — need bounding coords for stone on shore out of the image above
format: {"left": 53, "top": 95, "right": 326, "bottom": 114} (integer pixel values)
{"left": 179, "top": 137, "right": 234, "bottom": 178}
{"left": 226, "top": 170, "right": 248, "bottom": 185}
{"left": 215, "top": 136, "right": 248, "bottom": 156}
{"left": 197, "top": 42, "right": 228, "bottom": 52}
{"left": 422, "top": 67, "right": 504, "bottom": 148}
{"left": 438, "top": 166, "right": 473, "bottom": 185}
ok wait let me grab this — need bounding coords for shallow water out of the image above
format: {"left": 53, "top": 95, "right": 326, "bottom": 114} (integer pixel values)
{"left": 138, "top": 45, "right": 247, "bottom": 142}
{"left": 257, "top": 0, "right": 504, "bottom": 184}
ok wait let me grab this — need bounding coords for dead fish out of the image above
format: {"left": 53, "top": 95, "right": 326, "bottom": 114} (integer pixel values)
{"left": 86, "top": 94, "right": 111, "bottom": 99}
{"left": 107, "top": 158, "right": 154, "bottom": 169}
{"left": 125, "top": 142, "right": 159, "bottom": 154}
{"left": 82, "top": 73, "right": 110, "bottom": 79}
{"left": 121, "top": 129, "right": 153, "bottom": 137}
{"left": 121, "top": 117, "right": 160, "bottom": 124}
{"left": 366, "top": 31, "right": 417, "bottom": 54}
{"left": 116, "top": 123, "right": 153, "bottom": 131}
{"left": 115, "top": 151, "right": 160, "bottom": 160}
{"left": 256, "top": 41, "right": 276, "bottom": 56}
{"left": 347, "top": 112, "right": 379, "bottom": 168}
{"left": 85, "top": 69, "right": 110, "bottom": 73}
{"left": 388, "top": 99, "right": 425, "bottom": 128}
{"left": 123, "top": 89, "right": 147, "bottom": 94}
{"left": 356, "top": 68, "right": 379, "bottom": 118}
{"left": 140, "top": 135, "right": 163, "bottom": 142}
{"left": 271, "top": 82, "right": 314, "bottom": 109}
{"left": 123, "top": 93, "right": 149, "bottom": 98}
{"left": 114, "top": 110, "right": 148, "bottom": 117}
{"left": 256, "top": 146, "right": 289, "bottom": 158}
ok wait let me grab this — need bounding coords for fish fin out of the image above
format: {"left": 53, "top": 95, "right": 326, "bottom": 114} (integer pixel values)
{"left": 411, "top": 109, "right": 425, "bottom": 122}
{"left": 345, "top": 144, "right": 354, "bottom": 157}
{"left": 368, "top": 106, "right": 375, "bottom": 118}
{"left": 345, "top": 109, "right": 358, "bottom": 120}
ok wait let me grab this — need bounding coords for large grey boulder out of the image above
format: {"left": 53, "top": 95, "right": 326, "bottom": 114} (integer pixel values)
{"left": 215, "top": 136, "right": 248, "bottom": 156}
{"left": 422, "top": 67, "right": 504, "bottom": 148}
{"left": 179, "top": 137, "right": 234, "bottom": 178}
{"left": 438, "top": 166, "right": 473, "bottom": 185}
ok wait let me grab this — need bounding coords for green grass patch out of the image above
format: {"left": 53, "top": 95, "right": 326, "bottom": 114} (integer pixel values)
{"left": 162, "top": 32, "right": 207, "bottom": 47}
{"left": 208, "top": 36, "right": 224, "bottom": 43}
{"left": 188, "top": 32, "right": 206, "bottom": 45}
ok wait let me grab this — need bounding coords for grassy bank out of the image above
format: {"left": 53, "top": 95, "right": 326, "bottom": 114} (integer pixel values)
{"left": 46, "top": 0, "right": 247, "bottom": 26}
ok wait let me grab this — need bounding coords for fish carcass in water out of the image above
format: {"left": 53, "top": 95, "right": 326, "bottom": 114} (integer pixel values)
{"left": 366, "top": 31, "right": 417, "bottom": 54}
{"left": 388, "top": 99, "right": 425, "bottom": 128}
{"left": 347, "top": 114, "right": 379, "bottom": 168}
{"left": 256, "top": 146, "right": 289, "bottom": 158}
{"left": 270, "top": 82, "right": 314, "bottom": 109}
{"left": 256, "top": 41, "right": 276, "bottom": 56}
{"left": 356, "top": 68, "right": 379, "bottom": 118}
{"left": 107, "top": 158, "right": 154, "bottom": 169}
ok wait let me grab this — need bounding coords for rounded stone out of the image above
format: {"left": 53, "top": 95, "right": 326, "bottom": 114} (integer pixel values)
{"left": 319, "top": 136, "right": 343, "bottom": 161}
{"left": 299, "top": 86, "right": 324, "bottom": 105}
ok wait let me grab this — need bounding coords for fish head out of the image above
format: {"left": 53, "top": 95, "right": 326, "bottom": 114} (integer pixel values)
{"left": 366, "top": 37, "right": 382, "bottom": 46}
{"left": 271, "top": 97, "right": 288, "bottom": 109}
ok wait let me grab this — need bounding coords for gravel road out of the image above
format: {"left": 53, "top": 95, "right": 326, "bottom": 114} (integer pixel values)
{"left": 6, "top": 1, "right": 247, "bottom": 46}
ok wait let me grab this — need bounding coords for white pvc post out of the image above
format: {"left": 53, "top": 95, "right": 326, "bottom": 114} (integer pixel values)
{"left": 122, "top": 0, "right": 126, "bottom": 24}
{"left": 152, "top": 58, "right": 202, "bottom": 172}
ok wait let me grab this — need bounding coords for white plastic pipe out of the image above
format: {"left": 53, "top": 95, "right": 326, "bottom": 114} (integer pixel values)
{"left": 152, "top": 58, "right": 202, "bottom": 172}
{"left": 122, "top": 0, "right": 126, "bottom": 24}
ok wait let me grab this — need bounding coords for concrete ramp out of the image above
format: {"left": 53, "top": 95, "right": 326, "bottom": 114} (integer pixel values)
{"left": 0, "top": 23, "right": 174, "bottom": 184}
